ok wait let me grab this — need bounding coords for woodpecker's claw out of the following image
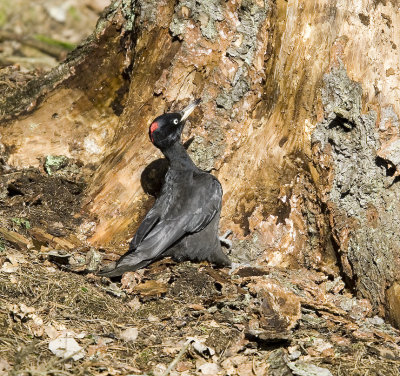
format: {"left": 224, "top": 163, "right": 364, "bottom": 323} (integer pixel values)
{"left": 220, "top": 238, "right": 232, "bottom": 249}
{"left": 219, "top": 229, "right": 233, "bottom": 249}
{"left": 98, "top": 261, "right": 117, "bottom": 276}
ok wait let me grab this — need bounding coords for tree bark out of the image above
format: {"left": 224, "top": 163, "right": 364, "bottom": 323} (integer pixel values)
{"left": 1, "top": 0, "right": 400, "bottom": 326}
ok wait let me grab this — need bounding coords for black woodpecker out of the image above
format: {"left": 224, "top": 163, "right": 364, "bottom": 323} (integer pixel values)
{"left": 99, "top": 100, "right": 231, "bottom": 277}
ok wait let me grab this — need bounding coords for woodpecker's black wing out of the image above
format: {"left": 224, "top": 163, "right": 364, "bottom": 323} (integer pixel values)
{"left": 183, "top": 174, "right": 222, "bottom": 233}
{"left": 98, "top": 171, "right": 222, "bottom": 277}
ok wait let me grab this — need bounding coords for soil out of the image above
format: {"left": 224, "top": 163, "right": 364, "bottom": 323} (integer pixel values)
{"left": 0, "top": 168, "right": 85, "bottom": 231}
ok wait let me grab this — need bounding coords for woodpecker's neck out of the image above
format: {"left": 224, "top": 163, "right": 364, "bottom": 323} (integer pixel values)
{"left": 162, "top": 141, "right": 197, "bottom": 171}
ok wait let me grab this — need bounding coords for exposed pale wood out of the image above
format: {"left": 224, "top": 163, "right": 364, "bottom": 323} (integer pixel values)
{"left": 0, "top": 228, "right": 32, "bottom": 249}
{"left": 30, "top": 227, "right": 77, "bottom": 250}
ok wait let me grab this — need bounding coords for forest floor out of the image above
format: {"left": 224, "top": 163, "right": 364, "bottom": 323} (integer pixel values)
{"left": 1, "top": 161, "right": 400, "bottom": 376}
{"left": 1, "top": 1, "right": 400, "bottom": 375}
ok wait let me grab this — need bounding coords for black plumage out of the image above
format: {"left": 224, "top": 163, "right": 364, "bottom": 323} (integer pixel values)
{"left": 99, "top": 100, "right": 231, "bottom": 277}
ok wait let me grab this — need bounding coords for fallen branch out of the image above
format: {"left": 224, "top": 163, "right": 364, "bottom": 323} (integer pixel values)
{"left": 160, "top": 338, "right": 194, "bottom": 376}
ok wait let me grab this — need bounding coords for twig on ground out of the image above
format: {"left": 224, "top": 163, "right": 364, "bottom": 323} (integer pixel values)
{"left": 160, "top": 338, "right": 194, "bottom": 376}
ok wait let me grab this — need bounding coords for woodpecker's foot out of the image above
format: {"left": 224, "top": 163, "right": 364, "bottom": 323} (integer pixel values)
{"left": 219, "top": 229, "right": 233, "bottom": 249}
{"left": 98, "top": 261, "right": 117, "bottom": 276}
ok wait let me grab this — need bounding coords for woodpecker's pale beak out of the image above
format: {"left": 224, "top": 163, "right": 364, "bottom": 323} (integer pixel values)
{"left": 180, "top": 99, "right": 201, "bottom": 122}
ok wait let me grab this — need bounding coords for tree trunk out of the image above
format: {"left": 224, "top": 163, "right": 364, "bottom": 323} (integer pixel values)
{"left": 2, "top": 0, "right": 400, "bottom": 326}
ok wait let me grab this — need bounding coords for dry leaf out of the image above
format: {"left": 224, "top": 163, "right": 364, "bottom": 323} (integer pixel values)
{"left": 148, "top": 314, "right": 159, "bottom": 322}
{"left": 29, "top": 314, "right": 44, "bottom": 337}
{"left": 198, "top": 362, "right": 221, "bottom": 375}
{"left": 188, "top": 304, "right": 205, "bottom": 311}
{"left": 127, "top": 297, "right": 141, "bottom": 310}
{"left": 237, "top": 362, "right": 254, "bottom": 376}
{"left": 44, "top": 325, "right": 60, "bottom": 340}
{"left": 176, "top": 361, "right": 193, "bottom": 372}
{"left": 118, "top": 327, "right": 138, "bottom": 342}
{"left": 133, "top": 280, "right": 167, "bottom": 296}
{"left": 121, "top": 271, "right": 142, "bottom": 292}
{"left": 10, "top": 303, "right": 35, "bottom": 320}
{"left": 287, "top": 361, "right": 333, "bottom": 376}
{"left": 49, "top": 335, "right": 85, "bottom": 361}
{"left": 312, "top": 338, "right": 333, "bottom": 353}
{"left": 0, "top": 358, "right": 11, "bottom": 374}
{"left": 1, "top": 262, "right": 18, "bottom": 273}
{"left": 87, "top": 338, "right": 110, "bottom": 357}
{"left": 6, "top": 253, "right": 27, "bottom": 265}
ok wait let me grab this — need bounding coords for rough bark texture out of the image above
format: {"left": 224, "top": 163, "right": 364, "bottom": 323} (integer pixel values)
{"left": 1, "top": 0, "right": 400, "bottom": 325}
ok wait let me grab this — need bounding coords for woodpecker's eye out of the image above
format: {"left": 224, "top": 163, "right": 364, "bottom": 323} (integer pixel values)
{"left": 173, "top": 118, "right": 179, "bottom": 125}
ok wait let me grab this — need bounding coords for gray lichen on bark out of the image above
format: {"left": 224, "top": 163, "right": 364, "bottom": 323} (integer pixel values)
{"left": 216, "top": 1, "right": 268, "bottom": 111}
{"left": 226, "top": 0, "right": 269, "bottom": 65}
{"left": 187, "top": 121, "right": 226, "bottom": 171}
{"left": 378, "top": 106, "right": 400, "bottom": 170}
{"left": 169, "top": 0, "right": 224, "bottom": 41}
{"left": 312, "top": 64, "right": 400, "bottom": 310}
{"left": 121, "top": 0, "right": 136, "bottom": 31}
{"left": 216, "top": 66, "right": 250, "bottom": 111}
{"left": 137, "top": 0, "right": 159, "bottom": 25}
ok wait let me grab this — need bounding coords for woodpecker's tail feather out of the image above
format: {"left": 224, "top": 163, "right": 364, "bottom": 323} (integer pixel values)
{"left": 98, "top": 219, "right": 186, "bottom": 277}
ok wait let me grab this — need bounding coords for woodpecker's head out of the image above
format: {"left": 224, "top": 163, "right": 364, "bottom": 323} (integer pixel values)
{"left": 149, "top": 99, "right": 200, "bottom": 149}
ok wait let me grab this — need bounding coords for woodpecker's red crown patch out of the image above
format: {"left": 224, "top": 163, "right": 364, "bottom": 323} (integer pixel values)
{"left": 150, "top": 121, "right": 158, "bottom": 142}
